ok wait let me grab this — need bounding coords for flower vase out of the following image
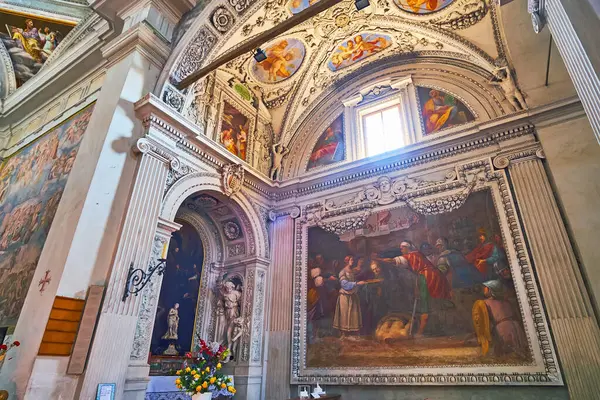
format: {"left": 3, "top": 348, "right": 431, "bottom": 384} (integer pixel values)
{"left": 191, "top": 392, "right": 212, "bottom": 400}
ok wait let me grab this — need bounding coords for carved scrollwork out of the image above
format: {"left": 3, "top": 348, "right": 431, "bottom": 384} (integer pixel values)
{"left": 222, "top": 164, "right": 245, "bottom": 196}
{"left": 406, "top": 191, "right": 470, "bottom": 215}
{"left": 163, "top": 85, "right": 185, "bottom": 113}
{"left": 211, "top": 6, "right": 236, "bottom": 33}
{"left": 172, "top": 26, "right": 218, "bottom": 83}
{"left": 316, "top": 210, "right": 372, "bottom": 235}
{"left": 250, "top": 269, "right": 266, "bottom": 362}
{"left": 430, "top": 0, "right": 488, "bottom": 30}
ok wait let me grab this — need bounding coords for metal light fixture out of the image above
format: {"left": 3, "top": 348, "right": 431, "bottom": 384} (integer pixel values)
{"left": 355, "top": 0, "right": 370, "bottom": 10}
{"left": 122, "top": 259, "right": 167, "bottom": 301}
{"left": 254, "top": 48, "right": 267, "bottom": 63}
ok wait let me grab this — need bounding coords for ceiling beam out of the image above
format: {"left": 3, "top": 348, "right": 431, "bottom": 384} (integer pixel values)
{"left": 175, "top": 0, "right": 346, "bottom": 90}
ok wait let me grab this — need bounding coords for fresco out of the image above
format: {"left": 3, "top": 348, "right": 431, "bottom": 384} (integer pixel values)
{"left": 417, "top": 86, "right": 475, "bottom": 135}
{"left": 251, "top": 38, "right": 305, "bottom": 83}
{"left": 0, "top": 104, "right": 94, "bottom": 327}
{"left": 394, "top": 0, "right": 455, "bottom": 14}
{"left": 287, "top": 0, "right": 320, "bottom": 14}
{"left": 0, "top": 11, "right": 74, "bottom": 87}
{"left": 305, "top": 190, "right": 530, "bottom": 368}
{"left": 328, "top": 33, "right": 391, "bottom": 72}
{"left": 307, "top": 115, "right": 345, "bottom": 170}
{"left": 151, "top": 221, "right": 204, "bottom": 356}
{"left": 219, "top": 101, "right": 250, "bottom": 161}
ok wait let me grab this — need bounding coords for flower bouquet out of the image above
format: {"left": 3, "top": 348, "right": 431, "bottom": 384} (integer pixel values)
{"left": 175, "top": 339, "right": 236, "bottom": 399}
{"left": 0, "top": 340, "right": 20, "bottom": 363}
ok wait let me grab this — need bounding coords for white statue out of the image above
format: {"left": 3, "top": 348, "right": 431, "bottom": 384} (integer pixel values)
{"left": 489, "top": 67, "right": 527, "bottom": 111}
{"left": 222, "top": 281, "right": 242, "bottom": 347}
{"left": 214, "top": 297, "right": 227, "bottom": 345}
{"left": 162, "top": 303, "right": 180, "bottom": 340}
{"left": 270, "top": 143, "right": 290, "bottom": 181}
{"left": 313, "top": 382, "right": 325, "bottom": 395}
{"left": 229, "top": 316, "right": 244, "bottom": 360}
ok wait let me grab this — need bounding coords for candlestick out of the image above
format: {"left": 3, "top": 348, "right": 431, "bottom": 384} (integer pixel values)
{"left": 161, "top": 242, "right": 168, "bottom": 259}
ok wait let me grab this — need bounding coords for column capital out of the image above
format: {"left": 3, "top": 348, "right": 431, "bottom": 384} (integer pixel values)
{"left": 268, "top": 206, "right": 301, "bottom": 222}
{"left": 492, "top": 145, "right": 545, "bottom": 169}
{"left": 156, "top": 217, "right": 182, "bottom": 238}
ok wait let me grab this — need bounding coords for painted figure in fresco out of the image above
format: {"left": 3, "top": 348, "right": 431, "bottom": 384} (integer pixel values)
{"left": 221, "top": 126, "right": 238, "bottom": 156}
{"left": 472, "top": 280, "right": 527, "bottom": 357}
{"left": 11, "top": 19, "right": 43, "bottom": 62}
{"left": 270, "top": 143, "right": 290, "bottom": 181}
{"left": 237, "top": 125, "right": 248, "bottom": 161}
{"left": 161, "top": 303, "right": 180, "bottom": 340}
{"left": 256, "top": 40, "right": 297, "bottom": 82}
{"left": 435, "top": 237, "right": 484, "bottom": 289}
{"left": 332, "top": 256, "right": 366, "bottom": 337}
{"left": 309, "top": 126, "right": 342, "bottom": 167}
{"left": 330, "top": 35, "right": 389, "bottom": 70}
{"left": 465, "top": 228, "right": 507, "bottom": 280}
{"left": 373, "top": 241, "right": 451, "bottom": 336}
{"left": 489, "top": 66, "right": 527, "bottom": 111}
{"left": 405, "top": 0, "right": 439, "bottom": 13}
{"left": 421, "top": 89, "right": 459, "bottom": 134}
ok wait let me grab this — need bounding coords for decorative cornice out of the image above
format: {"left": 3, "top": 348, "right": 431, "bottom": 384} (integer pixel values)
{"left": 101, "top": 22, "right": 170, "bottom": 68}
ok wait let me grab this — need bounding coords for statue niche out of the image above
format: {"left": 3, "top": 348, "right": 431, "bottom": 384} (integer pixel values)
{"left": 213, "top": 275, "right": 243, "bottom": 361}
{"left": 150, "top": 221, "right": 203, "bottom": 357}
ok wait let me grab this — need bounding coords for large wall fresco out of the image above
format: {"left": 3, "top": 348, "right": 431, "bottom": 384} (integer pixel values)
{"left": 305, "top": 190, "right": 530, "bottom": 368}
{"left": 151, "top": 221, "right": 203, "bottom": 356}
{"left": 0, "top": 11, "right": 74, "bottom": 87}
{"left": 0, "top": 103, "right": 94, "bottom": 327}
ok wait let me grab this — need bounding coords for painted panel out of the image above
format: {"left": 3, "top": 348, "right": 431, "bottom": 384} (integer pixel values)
{"left": 287, "top": 0, "right": 319, "bottom": 14}
{"left": 0, "top": 11, "right": 74, "bottom": 87}
{"left": 307, "top": 114, "right": 345, "bottom": 171}
{"left": 417, "top": 86, "right": 475, "bottom": 135}
{"left": 151, "top": 221, "right": 203, "bottom": 356}
{"left": 328, "top": 33, "right": 392, "bottom": 72}
{"left": 0, "top": 103, "right": 94, "bottom": 327}
{"left": 219, "top": 101, "right": 249, "bottom": 161}
{"left": 251, "top": 38, "right": 305, "bottom": 83}
{"left": 394, "top": 0, "right": 455, "bottom": 14}
{"left": 305, "top": 190, "right": 530, "bottom": 368}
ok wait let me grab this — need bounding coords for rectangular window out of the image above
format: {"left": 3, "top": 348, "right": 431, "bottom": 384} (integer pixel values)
{"left": 362, "top": 104, "right": 405, "bottom": 157}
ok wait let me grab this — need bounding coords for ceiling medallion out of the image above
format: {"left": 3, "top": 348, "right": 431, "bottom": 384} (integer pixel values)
{"left": 335, "top": 13, "right": 351, "bottom": 27}
{"left": 223, "top": 220, "right": 242, "bottom": 240}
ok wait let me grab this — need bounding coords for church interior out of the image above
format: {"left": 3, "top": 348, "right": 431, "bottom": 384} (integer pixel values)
{"left": 0, "top": 0, "right": 599, "bottom": 399}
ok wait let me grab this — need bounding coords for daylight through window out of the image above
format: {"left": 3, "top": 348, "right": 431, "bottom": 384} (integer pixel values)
{"left": 363, "top": 104, "right": 405, "bottom": 157}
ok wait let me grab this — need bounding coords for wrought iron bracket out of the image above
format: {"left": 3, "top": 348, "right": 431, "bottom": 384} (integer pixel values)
{"left": 122, "top": 259, "right": 167, "bottom": 301}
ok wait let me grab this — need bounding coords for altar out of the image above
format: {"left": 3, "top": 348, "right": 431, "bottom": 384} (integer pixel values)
{"left": 145, "top": 375, "right": 235, "bottom": 400}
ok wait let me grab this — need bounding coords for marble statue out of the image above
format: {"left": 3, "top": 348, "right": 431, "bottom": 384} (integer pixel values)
{"left": 270, "top": 143, "right": 290, "bottom": 181}
{"left": 489, "top": 67, "right": 527, "bottom": 111}
{"left": 230, "top": 316, "right": 244, "bottom": 360}
{"left": 214, "top": 280, "right": 242, "bottom": 348}
{"left": 161, "top": 303, "right": 180, "bottom": 340}
{"left": 214, "top": 297, "right": 227, "bottom": 345}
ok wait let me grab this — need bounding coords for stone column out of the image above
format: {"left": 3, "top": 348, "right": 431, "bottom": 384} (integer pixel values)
{"left": 264, "top": 207, "right": 299, "bottom": 400}
{"left": 78, "top": 139, "right": 172, "bottom": 399}
{"left": 500, "top": 151, "right": 600, "bottom": 399}
{"left": 528, "top": 0, "right": 600, "bottom": 143}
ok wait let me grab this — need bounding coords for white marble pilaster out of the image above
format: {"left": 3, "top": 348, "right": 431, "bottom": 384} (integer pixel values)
{"left": 264, "top": 208, "right": 299, "bottom": 400}
{"left": 502, "top": 153, "right": 600, "bottom": 399}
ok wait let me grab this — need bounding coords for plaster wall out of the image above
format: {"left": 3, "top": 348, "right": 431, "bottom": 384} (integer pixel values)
{"left": 537, "top": 115, "right": 600, "bottom": 311}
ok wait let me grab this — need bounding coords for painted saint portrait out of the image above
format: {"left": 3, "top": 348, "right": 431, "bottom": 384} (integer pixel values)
{"left": 0, "top": 104, "right": 94, "bottom": 327}
{"left": 288, "top": 0, "right": 320, "bottom": 14}
{"left": 328, "top": 33, "right": 391, "bottom": 72}
{"left": 219, "top": 101, "right": 250, "bottom": 161}
{"left": 394, "top": 0, "right": 455, "bottom": 14}
{"left": 150, "top": 221, "right": 203, "bottom": 356}
{"left": 305, "top": 190, "right": 530, "bottom": 369}
{"left": 307, "top": 115, "right": 345, "bottom": 170}
{"left": 417, "top": 86, "right": 475, "bottom": 135}
{"left": 251, "top": 38, "right": 305, "bottom": 83}
{"left": 0, "top": 11, "right": 74, "bottom": 87}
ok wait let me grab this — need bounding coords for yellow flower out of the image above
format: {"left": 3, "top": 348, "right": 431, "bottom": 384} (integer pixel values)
{"left": 194, "top": 374, "right": 201, "bottom": 380}
{"left": 175, "top": 379, "right": 181, "bottom": 385}
{"left": 221, "top": 383, "right": 227, "bottom": 389}
{"left": 176, "top": 370, "right": 181, "bottom": 375}
{"left": 191, "top": 370, "right": 197, "bottom": 375}
{"left": 228, "top": 386, "right": 234, "bottom": 393}
{"left": 205, "top": 367, "right": 210, "bottom": 372}
{"left": 210, "top": 377, "right": 216, "bottom": 384}
{"left": 202, "top": 381, "right": 208, "bottom": 389}
{"left": 196, "top": 386, "right": 202, "bottom": 392}
{"left": 216, "top": 363, "right": 222, "bottom": 369}
{"left": 185, "top": 367, "right": 191, "bottom": 373}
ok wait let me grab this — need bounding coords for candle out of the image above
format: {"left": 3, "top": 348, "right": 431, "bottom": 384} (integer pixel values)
{"left": 161, "top": 242, "right": 168, "bottom": 259}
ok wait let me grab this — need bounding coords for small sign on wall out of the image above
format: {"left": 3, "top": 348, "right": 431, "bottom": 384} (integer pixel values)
{"left": 96, "top": 383, "right": 115, "bottom": 400}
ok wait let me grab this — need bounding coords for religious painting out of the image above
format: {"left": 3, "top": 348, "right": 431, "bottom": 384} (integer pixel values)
{"left": 307, "top": 115, "right": 345, "bottom": 171}
{"left": 251, "top": 38, "right": 305, "bottom": 83}
{"left": 394, "top": 0, "right": 455, "bottom": 14}
{"left": 328, "top": 33, "right": 392, "bottom": 72}
{"left": 287, "top": 0, "right": 319, "bottom": 14}
{"left": 151, "top": 221, "right": 204, "bottom": 356}
{"left": 0, "top": 11, "right": 74, "bottom": 87}
{"left": 0, "top": 103, "right": 94, "bottom": 327}
{"left": 219, "top": 101, "right": 250, "bottom": 161}
{"left": 302, "top": 190, "right": 533, "bottom": 372}
{"left": 417, "top": 86, "right": 475, "bottom": 135}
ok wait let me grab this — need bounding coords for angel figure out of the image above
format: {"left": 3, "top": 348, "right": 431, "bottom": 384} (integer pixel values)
{"left": 489, "top": 67, "right": 527, "bottom": 111}
{"left": 270, "top": 143, "right": 290, "bottom": 181}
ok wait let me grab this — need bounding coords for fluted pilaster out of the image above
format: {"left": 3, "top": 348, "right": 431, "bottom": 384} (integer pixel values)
{"left": 265, "top": 208, "right": 298, "bottom": 400}
{"left": 507, "top": 155, "right": 600, "bottom": 399}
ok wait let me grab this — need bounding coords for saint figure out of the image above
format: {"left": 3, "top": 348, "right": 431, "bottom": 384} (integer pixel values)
{"left": 162, "top": 303, "right": 180, "bottom": 340}
{"left": 332, "top": 255, "right": 366, "bottom": 337}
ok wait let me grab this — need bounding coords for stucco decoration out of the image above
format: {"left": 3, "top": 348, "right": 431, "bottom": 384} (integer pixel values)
{"left": 222, "top": 164, "right": 245, "bottom": 196}
{"left": 211, "top": 6, "right": 236, "bottom": 33}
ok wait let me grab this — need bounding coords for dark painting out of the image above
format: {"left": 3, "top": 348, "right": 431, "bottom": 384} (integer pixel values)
{"left": 306, "top": 190, "right": 530, "bottom": 368}
{"left": 307, "top": 115, "right": 345, "bottom": 171}
{"left": 151, "top": 221, "right": 204, "bottom": 356}
{"left": 0, "top": 104, "right": 94, "bottom": 326}
{"left": 417, "top": 86, "right": 475, "bottom": 135}
{"left": 0, "top": 11, "right": 74, "bottom": 87}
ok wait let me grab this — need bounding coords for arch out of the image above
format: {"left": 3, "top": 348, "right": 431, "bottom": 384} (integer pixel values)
{"left": 162, "top": 172, "right": 269, "bottom": 259}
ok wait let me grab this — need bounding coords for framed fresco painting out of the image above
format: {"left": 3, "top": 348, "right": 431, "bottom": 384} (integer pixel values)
{"left": 216, "top": 93, "right": 256, "bottom": 163}
{"left": 306, "top": 114, "right": 345, "bottom": 171}
{"left": 291, "top": 160, "right": 561, "bottom": 385}
{"left": 416, "top": 86, "right": 475, "bottom": 136}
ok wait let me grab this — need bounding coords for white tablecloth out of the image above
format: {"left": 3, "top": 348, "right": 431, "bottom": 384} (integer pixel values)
{"left": 145, "top": 375, "right": 234, "bottom": 400}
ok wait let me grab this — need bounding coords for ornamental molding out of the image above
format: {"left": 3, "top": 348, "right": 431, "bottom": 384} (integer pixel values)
{"left": 267, "top": 205, "right": 301, "bottom": 221}
{"left": 492, "top": 145, "right": 545, "bottom": 169}
{"left": 222, "top": 164, "right": 245, "bottom": 196}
